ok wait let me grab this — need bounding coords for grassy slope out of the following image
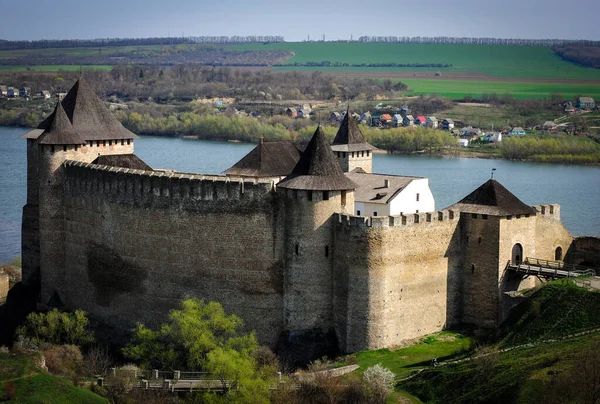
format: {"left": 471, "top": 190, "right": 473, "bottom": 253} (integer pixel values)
{"left": 0, "top": 352, "right": 107, "bottom": 403}
{"left": 230, "top": 43, "right": 600, "bottom": 80}
{"left": 399, "top": 279, "right": 600, "bottom": 403}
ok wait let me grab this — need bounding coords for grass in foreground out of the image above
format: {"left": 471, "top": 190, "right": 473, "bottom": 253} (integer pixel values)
{"left": 0, "top": 351, "right": 107, "bottom": 403}
{"left": 345, "top": 331, "right": 474, "bottom": 379}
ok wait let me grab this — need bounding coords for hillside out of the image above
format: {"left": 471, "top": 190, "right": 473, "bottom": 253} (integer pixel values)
{"left": 0, "top": 351, "right": 107, "bottom": 403}
{"left": 399, "top": 279, "right": 600, "bottom": 404}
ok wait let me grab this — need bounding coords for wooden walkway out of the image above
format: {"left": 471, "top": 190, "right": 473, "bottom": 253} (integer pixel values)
{"left": 506, "top": 257, "right": 598, "bottom": 279}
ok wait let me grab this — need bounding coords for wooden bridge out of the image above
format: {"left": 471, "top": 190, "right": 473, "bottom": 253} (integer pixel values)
{"left": 506, "top": 257, "right": 598, "bottom": 279}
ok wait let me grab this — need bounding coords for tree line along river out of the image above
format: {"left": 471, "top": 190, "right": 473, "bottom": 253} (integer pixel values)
{"left": 1, "top": 126, "right": 599, "bottom": 263}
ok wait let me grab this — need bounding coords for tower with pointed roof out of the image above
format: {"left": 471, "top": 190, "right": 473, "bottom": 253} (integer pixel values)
{"left": 331, "top": 110, "right": 377, "bottom": 173}
{"left": 448, "top": 179, "right": 543, "bottom": 327}
{"left": 21, "top": 77, "right": 140, "bottom": 303}
{"left": 278, "top": 126, "right": 356, "bottom": 336}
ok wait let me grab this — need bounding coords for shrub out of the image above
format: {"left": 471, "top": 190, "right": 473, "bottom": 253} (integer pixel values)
{"left": 16, "top": 308, "right": 95, "bottom": 347}
{"left": 3, "top": 382, "right": 16, "bottom": 401}
{"left": 84, "top": 345, "right": 114, "bottom": 377}
{"left": 363, "top": 364, "right": 396, "bottom": 403}
{"left": 41, "top": 344, "right": 83, "bottom": 377}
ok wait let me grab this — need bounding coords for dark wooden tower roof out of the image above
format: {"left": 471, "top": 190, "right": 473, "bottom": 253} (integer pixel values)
{"left": 36, "top": 77, "right": 138, "bottom": 141}
{"left": 38, "top": 102, "right": 86, "bottom": 145}
{"left": 331, "top": 110, "right": 376, "bottom": 152}
{"left": 446, "top": 179, "right": 536, "bottom": 216}
{"left": 223, "top": 140, "right": 301, "bottom": 177}
{"left": 278, "top": 126, "right": 356, "bottom": 191}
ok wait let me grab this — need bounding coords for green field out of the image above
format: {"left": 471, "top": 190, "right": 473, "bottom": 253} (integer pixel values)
{"left": 399, "top": 78, "right": 600, "bottom": 99}
{"left": 0, "top": 45, "right": 167, "bottom": 58}
{"left": 0, "top": 65, "right": 112, "bottom": 71}
{"left": 230, "top": 42, "right": 600, "bottom": 80}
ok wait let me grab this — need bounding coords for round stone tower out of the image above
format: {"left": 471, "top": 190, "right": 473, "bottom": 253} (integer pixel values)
{"left": 277, "top": 125, "right": 356, "bottom": 335}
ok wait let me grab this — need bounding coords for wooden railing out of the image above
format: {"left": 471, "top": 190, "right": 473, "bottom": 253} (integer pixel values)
{"left": 506, "top": 257, "right": 597, "bottom": 279}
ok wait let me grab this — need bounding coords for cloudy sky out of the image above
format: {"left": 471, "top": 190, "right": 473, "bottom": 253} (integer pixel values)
{"left": 1, "top": 0, "right": 599, "bottom": 41}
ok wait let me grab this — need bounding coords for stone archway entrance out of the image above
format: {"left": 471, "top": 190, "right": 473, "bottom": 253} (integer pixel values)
{"left": 512, "top": 243, "right": 523, "bottom": 264}
{"left": 555, "top": 247, "right": 563, "bottom": 261}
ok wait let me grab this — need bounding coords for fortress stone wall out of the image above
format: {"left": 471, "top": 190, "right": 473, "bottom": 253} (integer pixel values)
{"left": 332, "top": 211, "right": 462, "bottom": 352}
{"left": 58, "top": 161, "right": 285, "bottom": 346}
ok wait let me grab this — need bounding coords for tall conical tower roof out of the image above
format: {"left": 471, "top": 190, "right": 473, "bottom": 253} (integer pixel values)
{"left": 278, "top": 126, "right": 356, "bottom": 190}
{"left": 38, "top": 102, "right": 86, "bottom": 145}
{"left": 331, "top": 110, "right": 376, "bottom": 152}
{"left": 37, "top": 77, "right": 138, "bottom": 141}
{"left": 446, "top": 179, "right": 536, "bottom": 216}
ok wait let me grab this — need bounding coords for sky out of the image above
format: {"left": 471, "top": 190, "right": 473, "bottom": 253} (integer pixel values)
{"left": 1, "top": 0, "right": 599, "bottom": 42}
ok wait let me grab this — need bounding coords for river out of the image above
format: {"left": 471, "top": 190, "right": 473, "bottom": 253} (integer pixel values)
{"left": 1, "top": 127, "right": 599, "bottom": 263}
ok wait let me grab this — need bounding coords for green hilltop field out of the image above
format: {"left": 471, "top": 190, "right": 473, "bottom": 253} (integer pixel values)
{"left": 230, "top": 42, "right": 600, "bottom": 80}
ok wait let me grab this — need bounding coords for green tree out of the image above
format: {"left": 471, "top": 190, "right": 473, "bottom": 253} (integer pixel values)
{"left": 16, "top": 309, "right": 95, "bottom": 347}
{"left": 123, "top": 298, "right": 272, "bottom": 403}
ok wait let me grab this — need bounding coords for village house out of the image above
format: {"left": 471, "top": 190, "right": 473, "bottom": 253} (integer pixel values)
{"left": 285, "top": 107, "right": 297, "bottom": 118}
{"left": 442, "top": 118, "right": 455, "bottom": 130}
{"left": 57, "top": 92, "right": 67, "bottom": 100}
{"left": 380, "top": 113, "right": 393, "bottom": 126}
{"left": 426, "top": 116, "right": 439, "bottom": 128}
{"left": 39, "top": 90, "right": 51, "bottom": 99}
{"left": 0, "top": 85, "right": 7, "bottom": 96}
{"left": 542, "top": 121, "right": 557, "bottom": 131}
{"left": 509, "top": 127, "right": 526, "bottom": 136}
{"left": 403, "top": 114, "right": 415, "bottom": 127}
{"left": 19, "top": 87, "right": 31, "bottom": 98}
{"left": 331, "top": 112, "right": 342, "bottom": 121}
{"left": 485, "top": 132, "right": 502, "bottom": 143}
{"left": 392, "top": 114, "right": 403, "bottom": 127}
{"left": 577, "top": 97, "right": 595, "bottom": 109}
{"left": 297, "top": 108, "right": 311, "bottom": 119}
{"left": 415, "top": 116, "right": 427, "bottom": 126}
{"left": 7, "top": 87, "right": 19, "bottom": 97}
{"left": 458, "top": 138, "right": 470, "bottom": 147}
{"left": 359, "top": 111, "right": 372, "bottom": 125}
{"left": 400, "top": 106, "right": 411, "bottom": 117}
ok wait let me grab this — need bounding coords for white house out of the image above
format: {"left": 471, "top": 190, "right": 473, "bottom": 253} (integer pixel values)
{"left": 426, "top": 116, "right": 439, "bottom": 128}
{"left": 392, "top": 114, "right": 403, "bottom": 127}
{"left": 345, "top": 171, "right": 435, "bottom": 216}
{"left": 458, "top": 138, "right": 470, "bottom": 147}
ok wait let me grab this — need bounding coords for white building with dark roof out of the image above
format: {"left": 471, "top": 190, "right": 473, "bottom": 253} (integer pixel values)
{"left": 345, "top": 171, "right": 435, "bottom": 216}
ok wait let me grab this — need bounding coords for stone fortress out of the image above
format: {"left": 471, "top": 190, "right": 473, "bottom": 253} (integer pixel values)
{"left": 20, "top": 78, "right": 596, "bottom": 355}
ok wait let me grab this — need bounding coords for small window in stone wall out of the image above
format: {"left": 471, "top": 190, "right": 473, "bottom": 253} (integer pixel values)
{"left": 471, "top": 264, "right": 475, "bottom": 273}
{"left": 127, "top": 139, "right": 131, "bottom": 145}
{"left": 516, "top": 214, "right": 521, "bottom": 219}
{"left": 63, "top": 145, "right": 67, "bottom": 152}
{"left": 325, "top": 246, "right": 329, "bottom": 257}
{"left": 550, "top": 206, "right": 554, "bottom": 214}
{"left": 109, "top": 140, "right": 112, "bottom": 146}
{"left": 308, "top": 190, "right": 313, "bottom": 201}
{"left": 341, "top": 190, "right": 346, "bottom": 205}
{"left": 525, "top": 214, "right": 530, "bottom": 218}
{"left": 293, "top": 189, "right": 298, "bottom": 200}
{"left": 295, "top": 243, "right": 299, "bottom": 256}
{"left": 482, "top": 214, "right": 488, "bottom": 220}
{"left": 555, "top": 246, "right": 563, "bottom": 261}
{"left": 121, "top": 139, "right": 125, "bottom": 145}
{"left": 356, "top": 210, "right": 361, "bottom": 215}
{"left": 102, "top": 140, "right": 106, "bottom": 146}
{"left": 323, "top": 191, "right": 329, "bottom": 200}
{"left": 373, "top": 212, "right": 378, "bottom": 216}
{"left": 507, "top": 215, "right": 512, "bottom": 220}
{"left": 478, "top": 237, "right": 482, "bottom": 244}
{"left": 51, "top": 145, "right": 55, "bottom": 153}
{"left": 367, "top": 150, "right": 370, "bottom": 156}
{"left": 416, "top": 193, "right": 420, "bottom": 201}
{"left": 471, "top": 213, "right": 478, "bottom": 219}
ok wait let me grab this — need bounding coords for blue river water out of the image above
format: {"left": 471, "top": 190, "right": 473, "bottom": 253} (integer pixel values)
{"left": 1, "top": 127, "right": 599, "bottom": 263}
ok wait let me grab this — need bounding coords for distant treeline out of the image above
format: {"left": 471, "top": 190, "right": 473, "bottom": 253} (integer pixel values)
{"left": 0, "top": 36, "right": 284, "bottom": 51}
{"left": 354, "top": 36, "right": 600, "bottom": 47}
{"left": 501, "top": 137, "right": 600, "bottom": 164}
{"left": 284, "top": 61, "right": 452, "bottom": 68}
{"left": 552, "top": 45, "right": 600, "bottom": 69}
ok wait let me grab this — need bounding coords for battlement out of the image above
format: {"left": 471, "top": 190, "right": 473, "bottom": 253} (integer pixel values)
{"left": 533, "top": 204, "right": 561, "bottom": 219}
{"left": 334, "top": 209, "right": 458, "bottom": 229}
{"left": 63, "top": 160, "right": 275, "bottom": 209}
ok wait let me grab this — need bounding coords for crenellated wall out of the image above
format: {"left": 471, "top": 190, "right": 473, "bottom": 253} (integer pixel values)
{"left": 332, "top": 210, "right": 462, "bottom": 352}
{"left": 55, "top": 161, "right": 285, "bottom": 346}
